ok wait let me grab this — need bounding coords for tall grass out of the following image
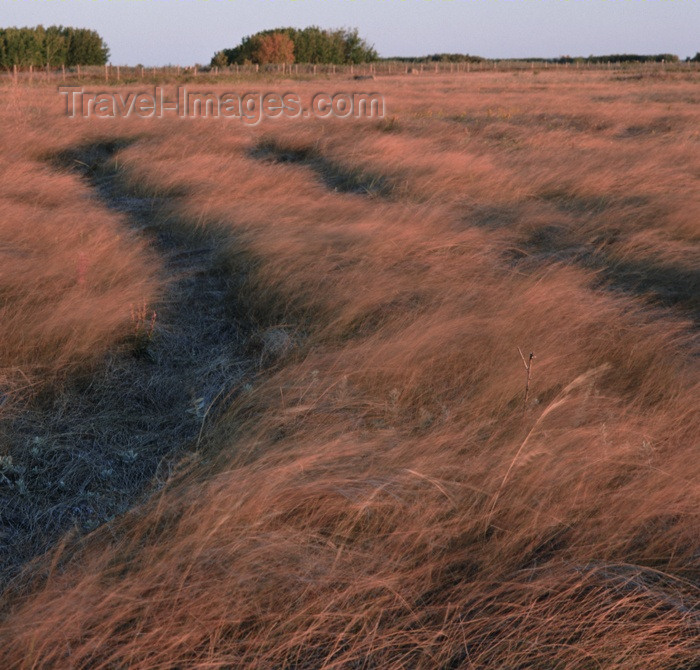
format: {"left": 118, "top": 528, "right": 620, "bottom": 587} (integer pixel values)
{"left": 0, "top": 87, "right": 160, "bottom": 406}
{"left": 0, "top": 69, "right": 698, "bottom": 668}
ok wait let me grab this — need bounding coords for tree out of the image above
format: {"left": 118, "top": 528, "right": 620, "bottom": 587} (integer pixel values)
{"left": 212, "top": 26, "right": 377, "bottom": 66}
{"left": 65, "top": 28, "right": 109, "bottom": 66}
{"left": 342, "top": 28, "right": 378, "bottom": 64}
{"left": 252, "top": 32, "right": 295, "bottom": 65}
{"left": 0, "top": 28, "right": 42, "bottom": 68}
{"left": 211, "top": 50, "right": 229, "bottom": 69}
{"left": 0, "top": 25, "right": 108, "bottom": 69}
{"left": 41, "top": 25, "right": 69, "bottom": 68}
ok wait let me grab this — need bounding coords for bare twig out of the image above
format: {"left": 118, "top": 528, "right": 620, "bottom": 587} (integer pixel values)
{"left": 517, "top": 347, "right": 535, "bottom": 407}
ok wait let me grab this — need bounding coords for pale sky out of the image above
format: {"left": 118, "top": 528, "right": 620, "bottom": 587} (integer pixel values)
{"left": 2, "top": 0, "right": 698, "bottom": 66}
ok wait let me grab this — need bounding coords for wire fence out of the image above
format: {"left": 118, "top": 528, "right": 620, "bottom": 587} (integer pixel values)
{"left": 3, "top": 59, "right": 699, "bottom": 85}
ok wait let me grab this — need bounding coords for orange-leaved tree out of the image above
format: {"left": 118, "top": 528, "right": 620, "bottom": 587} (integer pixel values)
{"left": 252, "top": 32, "right": 295, "bottom": 64}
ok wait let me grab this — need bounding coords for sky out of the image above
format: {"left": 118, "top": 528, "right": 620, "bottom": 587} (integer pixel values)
{"left": 2, "top": 0, "right": 698, "bottom": 66}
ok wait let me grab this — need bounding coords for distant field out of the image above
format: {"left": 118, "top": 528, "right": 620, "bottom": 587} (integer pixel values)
{"left": 0, "top": 68, "right": 698, "bottom": 668}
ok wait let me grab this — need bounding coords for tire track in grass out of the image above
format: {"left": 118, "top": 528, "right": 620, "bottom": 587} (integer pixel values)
{"left": 250, "top": 138, "right": 394, "bottom": 199}
{"left": 0, "top": 140, "right": 256, "bottom": 587}
{"left": 253, "top": 136, "right": 699, "bottom": 325}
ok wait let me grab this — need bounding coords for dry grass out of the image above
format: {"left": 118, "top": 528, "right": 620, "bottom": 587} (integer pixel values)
{"left": 0, "top": 69, "right": 698, "bottom": 668}
{"left": 0, "top": 86, "right": 161, "bottom": 403}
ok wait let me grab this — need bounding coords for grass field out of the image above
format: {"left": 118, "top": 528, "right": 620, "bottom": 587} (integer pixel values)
{"left": 0, "top": 67, "right": 698, "bottom": 668}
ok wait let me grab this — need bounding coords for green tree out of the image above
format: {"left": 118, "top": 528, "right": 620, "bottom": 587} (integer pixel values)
{"left": 0, "top": 25, "right": 108, "bottom": 69}
{"left": 211, "top": 50, "right": 229, "bottom": 68}
{"left": 342, "top": 28, "right": 378, "bottom": 64}
{"left": 41, "top": 25, "right": 69, "bottom": 67}
{"left": 0, "top": 27, "right": 41, "bottom": 68}
{"left": 65, "top": 28, "right": 109, "bottom": 66}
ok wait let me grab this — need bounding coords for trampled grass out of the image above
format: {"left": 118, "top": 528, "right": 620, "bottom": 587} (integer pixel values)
{"left": 0, "top": 68, "right": 698, "bottom": 668}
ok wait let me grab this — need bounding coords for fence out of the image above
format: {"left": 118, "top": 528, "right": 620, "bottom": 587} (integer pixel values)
{"left": 3, "top": 59, "right": 698, "bottom": 84}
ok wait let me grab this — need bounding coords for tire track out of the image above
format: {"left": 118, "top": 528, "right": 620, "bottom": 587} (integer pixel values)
{"left": 0, "top": 141, "right": 255, "bottom": 586}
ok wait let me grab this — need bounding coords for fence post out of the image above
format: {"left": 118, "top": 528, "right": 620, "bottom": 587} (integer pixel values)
{"left": 105, "top": 63, "right": 108, "bottom": 82}
{"left": 29, "top": 64, "right": 33, "bottom": 83}
{"left": 13, "top": 63, "right": 17, "bottom": 83}
{"left": 117, "top": 65, "right": 120, "bottom": 81}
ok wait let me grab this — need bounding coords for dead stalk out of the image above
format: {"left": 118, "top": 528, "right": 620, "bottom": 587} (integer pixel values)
{"left": 518, "top": 347, "right": 535, "bottom": 407}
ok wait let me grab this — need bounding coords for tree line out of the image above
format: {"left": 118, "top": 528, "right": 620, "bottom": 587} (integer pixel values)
{"left": 0, "top": 26, "right": 109, "bottom": 69}
{"left": 388, "top": 53, "right": 687, "bottom": 65}
{"left": 2, "top": 24, "right": 696, "bottom": 70}
{"left": 556, "top": 53, "right": 680, "bottom": 64}
{"left": 211, "top": 27, "right": 378, "bottom": 66}
{"left": 388, "top": 53, "right": 484, "bottom": 64}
